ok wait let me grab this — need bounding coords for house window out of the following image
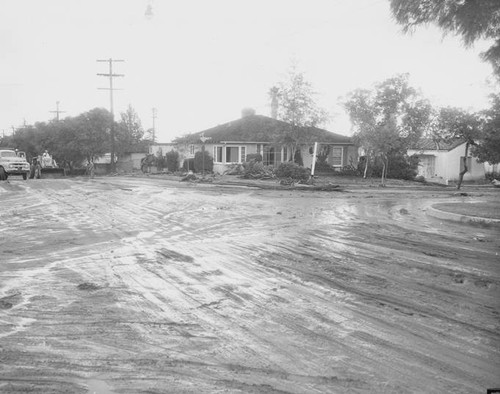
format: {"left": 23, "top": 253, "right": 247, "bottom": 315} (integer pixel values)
{"left": 213, "top": 146, "right": 246, "bottom": 164}
{"left": 189, "top": 145, "right": 195, "bottom": 156}
{"left": 256, "top": 144, "right": 262, "bottom": 155}
{"left": 283, "top": 146, "right": 288, "bottom": 162}
{"left": 214, "top": 146, "right": 223, "bottom": 163}
{"left": 226, "top": 147, "right": 239, "bottom": 163}
{"left": 331, "top": 147, "right": 343, "bottom": 167}
{"left": 263, "top": 145, "right": 282, "bottom": 166}
{"left": 240, "top": 147, "right": 246, "bottom": 163}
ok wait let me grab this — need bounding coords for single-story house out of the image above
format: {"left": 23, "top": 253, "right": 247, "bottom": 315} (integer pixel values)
{"left": 92, "top": 148, "right": 149, "bottom": 174}
{"left": 149, "top": 143, "right": 176, "bottom": 157}
{"left": 151, "top": 111, "right": 357, "bottom": 174}
{"left": 408, "top": 139, "right": 486, "bottom": 183}
{"left": 117, "top": 151, "right": 148, "bottom": 173}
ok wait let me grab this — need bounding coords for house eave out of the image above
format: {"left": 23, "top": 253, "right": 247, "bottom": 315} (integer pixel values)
{"left": 219, "top": 141, "right": 270, "bottom": 144}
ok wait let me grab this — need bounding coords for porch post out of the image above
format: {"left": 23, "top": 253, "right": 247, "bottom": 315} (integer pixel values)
{"left": 310, "top": 142, "right": 318, "bottom": 176}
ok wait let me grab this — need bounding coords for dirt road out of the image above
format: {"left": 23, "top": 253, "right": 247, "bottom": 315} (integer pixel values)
{"left": 0, "top": 177, "right": 499, "bottom": 393}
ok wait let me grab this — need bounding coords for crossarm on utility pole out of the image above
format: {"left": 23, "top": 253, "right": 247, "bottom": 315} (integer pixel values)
{"left": 97, "top": 58, "right": 125, "bottom": 172}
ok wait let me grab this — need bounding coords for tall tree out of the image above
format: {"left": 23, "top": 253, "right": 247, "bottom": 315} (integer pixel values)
{"left": 437, "top": 107, "right": 482, "bottom": 189}
{"left": 72, "top": 108, "right": 112, "bottom": 163}
{"left": 271, "top": 64, "right": 329, "bottom": 161}
{"left": 389, "top": 0, "right": 500, "bottom": 78}
{"left": 10, "top": 125, "right": 41, "bottom": 159}
{"left": 473, "top": 93, "right": 500, "bottom": 165}
{"left": 344, "top": 74, "right": 432, "bottom": 184}
{"left": 119, "top": 105, "right": 144, "bottom": 144}
{"left": 116, "top": 105, "right": 147, "bottom": 153}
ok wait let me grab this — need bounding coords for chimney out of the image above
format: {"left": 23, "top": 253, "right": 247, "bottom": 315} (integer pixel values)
{"left": 269, "top": 86, "right": 279, "bottom": 119}
{"left": 241, "top": 107, "right": 256, "bottom": 118}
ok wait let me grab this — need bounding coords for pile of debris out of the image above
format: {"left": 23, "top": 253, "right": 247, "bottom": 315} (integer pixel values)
{"left": 180, "top": 172, "right": 214, "bottom": 183}
{"left": 240, "top": 161, "right": 275, "bottom": 180}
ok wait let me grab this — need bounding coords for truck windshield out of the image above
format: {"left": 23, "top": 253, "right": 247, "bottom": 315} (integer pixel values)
{"left": 0, "top": 151, "right": 17, "bottom": 157}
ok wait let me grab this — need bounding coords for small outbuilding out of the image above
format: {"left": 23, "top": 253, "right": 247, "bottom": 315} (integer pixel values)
{"left": 408, "top": 139, "right": 486, "bottom": 184}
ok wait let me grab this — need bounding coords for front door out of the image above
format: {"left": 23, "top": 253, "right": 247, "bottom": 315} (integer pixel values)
{"left": 418, "top": 155, "right": 435, "bottom": 178}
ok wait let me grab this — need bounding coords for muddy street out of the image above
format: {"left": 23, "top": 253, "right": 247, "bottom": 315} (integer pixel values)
{"left": 0, "top": 177, "right": 499, "bottom": 393}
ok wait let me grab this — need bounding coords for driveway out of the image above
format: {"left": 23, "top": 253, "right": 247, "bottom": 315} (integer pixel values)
{"left": 0, "top": 177, "right": 499, "bottom": 393}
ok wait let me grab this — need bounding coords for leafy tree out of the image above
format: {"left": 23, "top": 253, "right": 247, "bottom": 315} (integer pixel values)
{"left": 46, "top": 119, "right": 87, "bottom": 170}
{"left": 389, "top": 0, "right": 500, "bottom": 78}
{"left": 344, "top": 74, "right": 432, "bottom": 184}
{"left": 116, "top": 105, "right": 148, "bottom": 154}
{"left": 68, "top": 108, "right": 112, "bottom": 164}
{"left": 10, "top": 125, "right": 41, "bottom": 159}
{"left": 3, "top": 106, "right": 153, "bottom": 172}
{"left": 474, "top": 93, "right": 500, "bottom": 165}
{"left": 436, "top": 107, "right": 482, "bottom": 189}
{"left": 271, "top": 64, "right": 329, "bottom": 162}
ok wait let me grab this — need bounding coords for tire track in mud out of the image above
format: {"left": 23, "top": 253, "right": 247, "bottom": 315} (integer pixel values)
{"left": 0, "top": 180, "right": 362, "bottom": 392}
{"left": 1, "top": 179, "right": 499, "bottom": 393}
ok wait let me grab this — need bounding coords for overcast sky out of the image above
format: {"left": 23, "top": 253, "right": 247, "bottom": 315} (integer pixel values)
{"left": 1, "top": 0, "right": 497, "bottom": 142}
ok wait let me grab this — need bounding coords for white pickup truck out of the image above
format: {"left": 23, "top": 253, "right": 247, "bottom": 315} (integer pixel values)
{"left": 0, "top": 149, "right": 31, "bottom": 180}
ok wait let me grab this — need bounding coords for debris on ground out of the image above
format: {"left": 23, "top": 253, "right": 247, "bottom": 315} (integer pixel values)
{"left": 0, "top": 293, "right": 21, "bottom": 309}
{"left": 291, "top": 183, "right": 342, "bottom": 191}
{"left": 181, "top": 173, "right": 197, "bottom": 182}
{"left": 239, "top": 161, "right": 275, "bottom": 180}
{"left": 77, "top": 282, "right": 101, "bottom": 291}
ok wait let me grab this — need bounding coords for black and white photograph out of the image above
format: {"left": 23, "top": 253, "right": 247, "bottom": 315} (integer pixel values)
{"left": 1, "top": 0, "right": 499, "bottom": 393}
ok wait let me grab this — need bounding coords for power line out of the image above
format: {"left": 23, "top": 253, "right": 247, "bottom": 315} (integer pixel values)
{"left": 49, "top": 101, "right": 66, "bottom": 121}
{"left": 152, "top": 108, "right": 157, "bottom": 143}
{"left": 97, "top": 58, "right": 124, "bottom": 172}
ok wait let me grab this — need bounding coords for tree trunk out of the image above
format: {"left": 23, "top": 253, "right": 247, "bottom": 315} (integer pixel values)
{"left": 380, "top": 155, "right": 387, "bottom": 186}
{"left": 363, "top": 155, "right": 369, "bottom": 179}
{"left": 457, "top": 142, "right": 469, "bottom": 190}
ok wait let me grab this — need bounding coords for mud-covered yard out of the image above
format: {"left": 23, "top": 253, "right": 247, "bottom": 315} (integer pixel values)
{"left": 0, "top": 177, "right": 499, "bottom": 393}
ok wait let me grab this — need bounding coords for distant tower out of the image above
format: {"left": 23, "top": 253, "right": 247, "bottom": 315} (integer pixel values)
{"left": 145, "top": 0, "right": 154, "bottom": 19}
{"left": 269, "top": 86, "right": 279, "bottom": 119}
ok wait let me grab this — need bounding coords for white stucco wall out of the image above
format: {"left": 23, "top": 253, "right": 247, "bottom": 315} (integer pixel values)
{"left": 409, "top": 143, "right": 485, "bottom": 181}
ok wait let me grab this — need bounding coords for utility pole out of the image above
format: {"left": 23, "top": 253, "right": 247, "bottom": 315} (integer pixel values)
{"left": 49, "top": 101, "right": 66, "bottom": 121}
{"left": 152, "top": 108, "right": 157, "bottom": 143}
{"left": 97, "top": 58, "right": 124, "bottom": 172}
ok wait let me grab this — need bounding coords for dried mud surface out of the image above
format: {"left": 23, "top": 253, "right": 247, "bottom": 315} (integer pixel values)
{"left": 0, "top": 177, "right": 499, "bottom": 393}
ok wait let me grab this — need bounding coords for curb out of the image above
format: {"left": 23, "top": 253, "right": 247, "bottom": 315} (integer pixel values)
{"left": 427, "top": 206, "right": 500, "bottom": 226}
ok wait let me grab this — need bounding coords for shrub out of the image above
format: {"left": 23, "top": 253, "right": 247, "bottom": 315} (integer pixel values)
{"left": 485, "top": 171, "right": 500, "bottom": 181}
{"left": 156, "top": 152, "right": 166, "bottom": 171}
{"left": 314, "top": 154, "right": 332, "bottom": 172}
{"left": 337, "top": 165, "right": 361, "bottom": 176}
{"left": 294, "top": 149, "right": 304, "bottom": 166}
{"left": 370, "top": 153, "right": 419, "bottom": 180}
{"left": 194, "top": 150, "right": 213, "bottom": 173}
{"left": 275, "top": 162, "right": 310, "bottom": 182}
{"left": 182, "top": 158, "right": 195, "bottom": 172}
{"left": 245, "top": 153, "right": 262, "bottom": 162}
{"left": 241, "top": 160, "right": 274, "bottom": 178}
{"left": 165, "top": 150, "right": 179, "bottom": 172}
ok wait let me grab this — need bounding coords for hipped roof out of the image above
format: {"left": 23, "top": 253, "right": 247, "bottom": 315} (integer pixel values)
{"left": 173, "top": 115, "right": 352, "bottom": 145}
{"left": 410, "top": 138, "right": 465, "bottom": 151}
